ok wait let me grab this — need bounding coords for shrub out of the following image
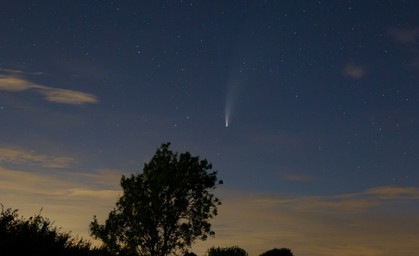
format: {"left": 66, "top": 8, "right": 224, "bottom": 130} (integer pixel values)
{"left": 0, "top": 205, "right": 114, "bottom": 256}
{"left": 207, "top": 246, "right": 248, "bottom": 256}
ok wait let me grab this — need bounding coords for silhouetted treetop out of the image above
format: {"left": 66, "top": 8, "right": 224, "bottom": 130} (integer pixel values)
{"left": 207, "top": 246, "right": 248, "bottom": 256}
{"left": 260, "top": 248, "right": 294, "bottom": 256}
{"left": 0, "top": 205, "right": 114, "bottom": 256}
{"left": 90, "top": 143, "right": 222, "bottom": 256}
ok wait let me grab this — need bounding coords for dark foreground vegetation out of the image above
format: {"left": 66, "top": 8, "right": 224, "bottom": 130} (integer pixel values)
{"left": 90, "top": 143, "right": 223, "bottom": 256}
{"left": 0, "top": 206, "right": 113, "bottom": 256}
{"left": 0, "top": 144, "right": 294, "bottom": 256}
{"left": 206, "top": 246, "right": 293, "bottom": 256}
{"left": 0, "top": 206, "right": 293, "bottom": 256}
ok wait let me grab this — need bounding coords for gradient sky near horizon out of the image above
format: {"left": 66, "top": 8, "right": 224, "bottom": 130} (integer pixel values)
{"left": 1, "top": 1, "right": 419, "bottom": 256}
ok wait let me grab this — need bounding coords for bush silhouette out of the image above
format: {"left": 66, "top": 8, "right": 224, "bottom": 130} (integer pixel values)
{"left": 260, "top": 248, "right": 294, "bottom": 256}
{"left": 207, "top": 246, "right": 248, "bottom": 256}
{"left": 0, "top": 205, "right": 114, "bottom": 256}
{"left": 184, "top": 251, "right": 198, "bottom": 256}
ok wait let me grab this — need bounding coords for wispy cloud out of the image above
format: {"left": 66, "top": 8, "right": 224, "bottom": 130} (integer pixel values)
{"left": 0, "top": 67, "right": 43, "bottom": 75}
{"left": 290, "top": 196, "right": 381, "bottom": 211}
{"left": 0, "top": 165, "right": 122, "bottom": 199}
{"left": 0, "top": 147, "right": 73, "bottom": 168}
{"left": 76, "top": 169, "right": 127, "bottom": 189}
{"left": 0, "top": 76, "right": 36, "bottom": 91}
{"left": 365, "top": 185, "right": 419, "bottom": 200}
{"left": 343, "top": 62, "right": 366, "bottom": 79}
{"left": 0, "top": 165, "right": 123, "bottom": 240}
{"left": 0, "top": 74, "right": 98, "bottom": 104}
{"left": 388, "top": 27, "right": 419, "bottom": 44}
{"left": 388, "top": 27, "right": 419, "bottom": 69}
{"left": 38, "top": 87, "right": 98, "bottom": 104}
{"left": 254, "top": 186, "right": 419, "bottom": 212}
{"left": 0, "top": 165, "right": 72, "bottom": 194}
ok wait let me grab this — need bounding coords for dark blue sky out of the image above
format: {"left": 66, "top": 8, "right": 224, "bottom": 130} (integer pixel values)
{"left": 1, "top": 1, "right": 419, "bottom": 255}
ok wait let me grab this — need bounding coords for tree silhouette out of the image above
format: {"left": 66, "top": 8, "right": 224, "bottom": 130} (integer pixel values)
{"left": 207, "top": 246, "right": 248, "bottom": 256}
{"left": 90, "top": 143, "right": 222, "bottom": 256}
{"left": 260, "top": 248, "right": 294, "bottom": 256}
{"left": 0, "top": 205, "right": 113, "bottom": 256}
{"left": 184, "top": 251, "right": 198, "bottom": 256}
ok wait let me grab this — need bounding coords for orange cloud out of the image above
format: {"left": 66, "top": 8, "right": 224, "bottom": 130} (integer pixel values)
{"left": 365, "top": 185, "right": 419, "bottom": 200}
{"left": 343, "top": 63, "right": 366, "bottom": 79}
{"left": 291, "top": 197, "right": 380, "bottom": 211}
{"left": 0, "top": 165, "right": 123, "bottom": 240}
{"left": 0, "top": 147, "right": 73, "bottom": 168}
{"left": 38, "top": 87, "right": 98, "bottom": 104}
{"left": 388, "top": 27, "right": 419, "bottom": 69}
{"left": 388, "top": 27, "right": 419, "bottom": 44}
{"left": 0, "top": 67, "right": 43, "bottom": 75}
{"left": 0, "top": 75, "right": 36, "bottom": 91}
{"left": 0, "top": 74, "right": 98, "bottom": 104}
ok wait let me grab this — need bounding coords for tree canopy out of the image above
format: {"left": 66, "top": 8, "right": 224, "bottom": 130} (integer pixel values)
{"left": 90, "top": 143, "right": 222, "bottom": 256}
{"left": 206, "top": 246, "right": 248, "bottom": 256}
{"left": 0, "top": 205, "right": 112, "bottom": 256}
{"left": 259, "top": 248, "right": 294, "bottom": 256}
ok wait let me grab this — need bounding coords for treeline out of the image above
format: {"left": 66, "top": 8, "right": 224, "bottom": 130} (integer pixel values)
{"left": 206, "top": 246, "right": 293, "bottom": 256}
{"left": 0, "top": 207, "right": 294, "bottom": 256}
{"left": 0, "top": 206, "right": 114, "bottom": 256}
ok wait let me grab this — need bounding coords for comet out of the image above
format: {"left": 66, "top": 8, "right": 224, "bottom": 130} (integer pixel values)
{"left": 224, "top": 69, "right": 245, "bottom": 128}
{"left": 225, "top": 95, "right": 232, "bottom": 128}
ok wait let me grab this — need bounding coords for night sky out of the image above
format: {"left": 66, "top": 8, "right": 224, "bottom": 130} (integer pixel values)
{"left": 1, "top": 1, "right": 419, "bottom": 255}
